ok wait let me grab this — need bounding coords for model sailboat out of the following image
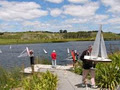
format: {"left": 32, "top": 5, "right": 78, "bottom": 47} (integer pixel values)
{"left": 18, "top": 47, "right": 30, "bottom": 57}
{"left": 84, "top": 25, "right": 112, "bottom": 62}
{"left": 43, "top": 49, "right": 48, "bottom": 54}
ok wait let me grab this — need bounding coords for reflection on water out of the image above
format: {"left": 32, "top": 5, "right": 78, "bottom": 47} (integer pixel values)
{"left": 0, "top": 40, "right": 119, "bottom": 69}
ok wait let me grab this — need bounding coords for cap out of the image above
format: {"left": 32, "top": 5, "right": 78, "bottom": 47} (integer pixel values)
{"left": 53, "top": 50, "right": 56, "bottom": 52}
{"left": 74, "top": 50, "right": 77, "bottom": 53}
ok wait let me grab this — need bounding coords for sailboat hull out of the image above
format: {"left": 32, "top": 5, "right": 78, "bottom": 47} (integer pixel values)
{"left": 84, "top": 55, "right": 112, "bottom": 62}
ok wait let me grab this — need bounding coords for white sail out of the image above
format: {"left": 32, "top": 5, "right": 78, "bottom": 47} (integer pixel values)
{"left": 91, "top": 25, "right": 102, "bottom": 58}
{"left": 0, "top": 49, "right": 2, "bottom": 53}
{"left": 84, "top": 25, "right": 111, "bottom": 62}
{"left": 101, "top": 34, "right": 108, "bottom": 59}
{"left": 43, "top": 49, "right": 47, "bottom": 54}
{"left": 18, "top": 47, "right": 29, "bottom": 57}
{"left": 67, "top": 48, "right": 70, "bottom": 54}
{"left": 10, "top": 45, "right": 12, "bottom": 49}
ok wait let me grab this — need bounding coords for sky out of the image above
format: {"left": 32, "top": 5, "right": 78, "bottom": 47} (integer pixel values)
{"left": 0, "top": 0, "right": 120, "bottom": 33}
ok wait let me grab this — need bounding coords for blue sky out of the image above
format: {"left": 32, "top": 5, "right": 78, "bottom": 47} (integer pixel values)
{"left": 0, "top": 0, "right": 120, "bottom": 33}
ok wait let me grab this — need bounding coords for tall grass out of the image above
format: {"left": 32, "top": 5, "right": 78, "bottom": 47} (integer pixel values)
{"left": 0, "top": 67, "right": 58, "bottom": 90}
{"left": 0, "top": 67, "right": 22, "bottom": 89}
{"left": 22, "top": 71, "right": 58, "bottom": 90}
{"left": 35, "top": 56, "right": 52, "bottom": 65}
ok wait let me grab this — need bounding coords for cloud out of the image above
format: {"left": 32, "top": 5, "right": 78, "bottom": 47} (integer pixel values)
{"left": 50, "top": 8, "right": 62, "bottom": 17}
{"left": 64, "top": 14, "right": 108, "bottom": 25}
{"left": 93, "top": 14, "right": 109, "bottom": 24}
{"left": 101, "top": 0, "right": 120, "bottom": 14}
{"left": 45, "top": 0, "right": 63, "bottom": 3}
{"left": 22, "top": 20, "right": 72, "bottom": 31}
{"left": 22, "top": 21, "right": 50, "bottom": 28}
{"left": 68, "top": 0, "right": 89, "bottom": 4}
{"left": 0, "top": 1, "right": 48, "bottom": 21}
{"left": 63, "top": 2, "right": 99, "bottom": 17}
{"left": 64, "top": 18, "right": 88, "bottom": 24}
{"left": 107, "top": 17, "right": 120, "bottom": 24}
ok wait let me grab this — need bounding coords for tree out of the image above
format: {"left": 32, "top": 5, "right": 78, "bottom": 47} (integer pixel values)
{"left": 63, "top": 30, "right": 67, "bottom": 33}
{"left": 59, "top": 30, "right": 63, "bottom": 33}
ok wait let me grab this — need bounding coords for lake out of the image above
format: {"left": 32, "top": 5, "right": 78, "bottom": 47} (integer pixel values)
{"left": 0, "top": 40, "right": 119, "bottom": 69}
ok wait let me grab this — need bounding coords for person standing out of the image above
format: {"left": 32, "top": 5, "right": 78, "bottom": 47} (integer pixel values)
{"left": 74, "top": 50, "right": 79, "bottom": 62}
{"left": 80, "top": 46, "right": 98, "bottom": 89}
{"left": 71, "top": 50, "right": 76, "bottom": 66}
{"left": 51, "top": 50, "right": 57, "bottom": 68}
{"left": 29, "top": 50, "right": 35, "bottom": 74}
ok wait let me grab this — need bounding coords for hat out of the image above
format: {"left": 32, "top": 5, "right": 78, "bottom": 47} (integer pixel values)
{"left": 53, "top": 50, "right": 56, "bottom": 52}
{"left": 74, "top": 50, "right": 77, "bottom": 53}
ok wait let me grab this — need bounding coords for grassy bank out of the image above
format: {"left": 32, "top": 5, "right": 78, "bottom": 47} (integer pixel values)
{"left": 0, "top": 31, "right": 119, "bottom": 44}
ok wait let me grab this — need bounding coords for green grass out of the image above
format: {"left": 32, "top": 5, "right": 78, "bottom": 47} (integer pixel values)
{"left": 0, "top": 31, "right": 119, "bottom": 44}
{"left": 96, "top": 52, "right": 120, "bottom": 90}
{"left": 0, "top": 66, "right": 58, "bottom": 90}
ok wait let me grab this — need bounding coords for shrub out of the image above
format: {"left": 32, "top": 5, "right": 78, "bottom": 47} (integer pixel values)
{"left": 22, "top": 70, "right": 58, "bottom": 90}
{"left": 0, "top": 67, "right": 22, "bottom": 90}
{"left": 96, "top": 52, "right": 120, "bottom": 90}
{"left": 0, "top": 67, "right": 58, "bottom": 90}
{"left": 72, "top": 61, "right": 83, "bottom": 75}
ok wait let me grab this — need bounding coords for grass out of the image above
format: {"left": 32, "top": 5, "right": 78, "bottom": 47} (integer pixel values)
{"left": 0, "top": 31, "right": 120, "bottom": 44}
{"left": 0, "top": 66, "right": 58, "bottom": 90}
{"left": 35, "top": 56, "right": 52, "bottom": 65}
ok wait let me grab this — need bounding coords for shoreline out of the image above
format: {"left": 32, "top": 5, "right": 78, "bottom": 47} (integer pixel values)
{"left": 0, "top": 38, "right": 119, "bottom": 45}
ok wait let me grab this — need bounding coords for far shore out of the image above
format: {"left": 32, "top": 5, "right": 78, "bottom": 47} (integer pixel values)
{"left": 0, "top": 38, "right": 119, "bottom": 45}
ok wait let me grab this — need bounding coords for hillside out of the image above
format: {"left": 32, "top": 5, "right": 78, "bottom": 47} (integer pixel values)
{"left": 0, "top": 31, "right": 119, "bottom": 44}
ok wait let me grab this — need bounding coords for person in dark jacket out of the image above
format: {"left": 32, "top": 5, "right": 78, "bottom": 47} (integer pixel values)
{"left": 80, "top": 45, "right": 97, "bottom": 89}
{"left": 29, "top": 50, "right": 34, "bottom": 74}
{"left": 51, "top": 50, "right": 57, "bottom": 68}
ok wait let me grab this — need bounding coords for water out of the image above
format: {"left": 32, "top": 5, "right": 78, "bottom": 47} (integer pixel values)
{"left": 0, "top": 41, "right": 119, "bottom": 69}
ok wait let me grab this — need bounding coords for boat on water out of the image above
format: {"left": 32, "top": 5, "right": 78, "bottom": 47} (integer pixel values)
{"left": 18, "top": 47, "right": 30, "bottom": 57}
{"left": 84, "top": 25, "right": 112, "bottom": 62}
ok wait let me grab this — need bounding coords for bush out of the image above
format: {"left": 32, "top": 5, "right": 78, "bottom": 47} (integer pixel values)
{"left": 96, "top": 52, "right": 120, "bottom": 90}
{"left": 22, "top": 71, "right": 58, "bottom": 90}
{"left": 0, "top": 67, "right": 58, "bottom": 90}
{"left": 72, "top": 61, "right": 83, "bottom": 75}
{"left": 0, "top": 67, "right": 22, "bottom": 90}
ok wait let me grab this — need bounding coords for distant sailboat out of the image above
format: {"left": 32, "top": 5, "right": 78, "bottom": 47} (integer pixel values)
{"left": 67, "top": 48, "right": 70, "bottom": 54}
{"left": 0, "top": 49, "right": 2, "bottom": 53}
{"left": 43, "top": 49, "right": 47, "bottom": 54}
{"left": 18, "top": 47, "right": 30, "bottom": 57}
{"left": 84, "top": 25, "right": 112, "bottom": 62}
{"left": 9, "top": 45, "right": 12, "bottom": 49}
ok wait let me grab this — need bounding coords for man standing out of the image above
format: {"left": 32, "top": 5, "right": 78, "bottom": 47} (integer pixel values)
{"left": 80, "top": 46, "right": 97, "bottom": 89}
{"left": 71, "top": 50, "right": 75, "bottom": 66}
{"left": 29, "top": 50, "right": 34, "bottom": 74}
{"left": 51, "top": 50, "right": 57, "bottom": 68}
